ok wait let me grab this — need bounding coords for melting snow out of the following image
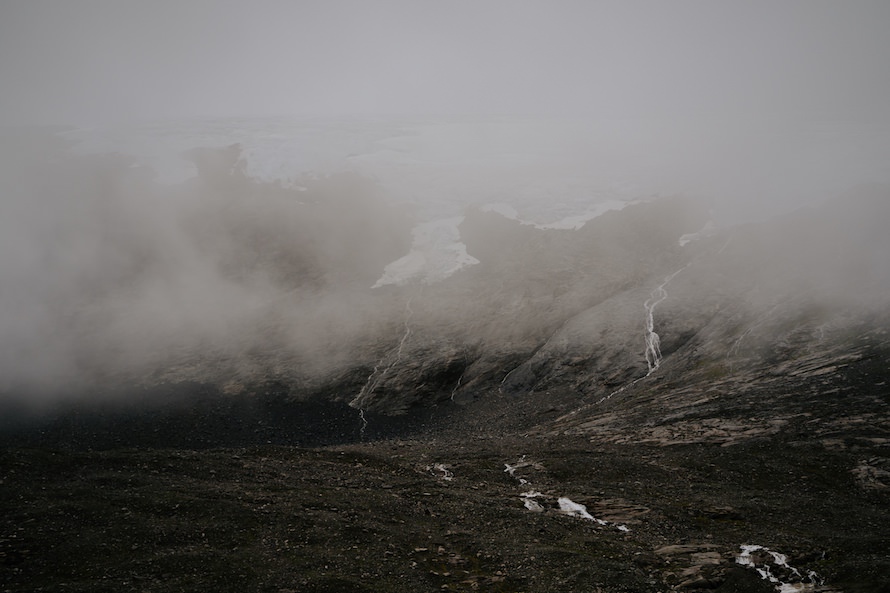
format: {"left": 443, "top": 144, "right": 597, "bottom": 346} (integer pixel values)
{"left": 557, "top": 497, "right": 608, "bottom": 524}
{"left": 503, "top": 457, "right": 629, "bottom": 531}
{"left": 553, "top": 497, "right": 630, "bottom": 531}
{"left": 678, "top": 220, "right": 717, "bottom": 246}
{"left": 523, "top": 498, "right": 544, "bottom": 512}
{"left": 481, "top": 202, "right": 520, "bottom": 219}
{"left": 557, "top": 497, "right": 597, "bottom": 521}
{"left": 536, "top": 200, "right": 630, "bottom": 229}
{"left": 504, "top": 455, "right": 535, "bottom": 477}
{"left": 481, "top": 199, "right": 631, "bottom": 231}
{"left": 373, "top": 217, "right": 479, "bottom": 288}
{"left": 736, "top": 545, "right": 824, "bottom": 592}
{"left": 427, "top": 463, "right": 454, "bottom": 481}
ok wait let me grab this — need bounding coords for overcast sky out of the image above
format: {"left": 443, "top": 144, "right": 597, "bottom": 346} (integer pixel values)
{"left": 1, "top": 0, "right": 889, "bottom": 125}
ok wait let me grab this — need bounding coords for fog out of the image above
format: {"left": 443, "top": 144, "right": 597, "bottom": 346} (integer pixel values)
{"left": 1, "top": 1, "right": 889, "bottom": 402}
{"left": 2, "top": 0, "right": 889, "bottom": 219}
{"left": 3, "top": 1, "right": 890, "bottom": 124}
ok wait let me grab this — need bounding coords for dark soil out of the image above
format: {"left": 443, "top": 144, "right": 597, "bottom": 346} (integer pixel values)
{"left": 2, "top": 385, "right": 888, "bottom": 593}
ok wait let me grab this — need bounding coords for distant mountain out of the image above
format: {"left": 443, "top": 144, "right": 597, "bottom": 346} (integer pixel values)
{"left": 2, "top": 139, "right": 888, "bottom": 451}
{"left": 339, "top": 184, "right": 890, "bottom": 432}
{"left": 4, "top": 131, "right": 889, "bottom": 593}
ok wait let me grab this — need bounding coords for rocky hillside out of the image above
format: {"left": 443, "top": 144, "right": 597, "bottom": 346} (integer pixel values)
{"left": 5, "top": 140, "right": 886, "bottom": 422}
{"left": 332, "top": 185, "right": 890, "bottom": 426}
{"left": 2, "top": 140, "right": 889, "bottom": 593}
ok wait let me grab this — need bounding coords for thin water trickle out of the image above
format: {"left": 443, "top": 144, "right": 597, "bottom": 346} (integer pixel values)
{"left": 643, "top": 266, "right": 687, "bottom": 375}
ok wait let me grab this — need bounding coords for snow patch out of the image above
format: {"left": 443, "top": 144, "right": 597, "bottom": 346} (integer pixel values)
{"left": 480, "top": 202, "right": 520, "bottom": 220}
{"left": 679, "top": 220, "right": 718, "bottom": 246}
{"left": 557, "top": 497, "right": 601, "bottom": 522}
{"left": 523, "top": 498, "right": 544, "bottom": 512}
{"left": 536, "top": 200, "right": 630, "bottom": 229}
{"left": 736, "top": 545, "right": 824, "bottom": 592}
{"left": 481, "top": 199, "right": 631, "bottom": 231}
{"left": 504, "top": 457, "right": 630, "bottom": 532}
{"left": 553, "top": 497, "right": 629, "bottom": 531}
{"left": 503, "top": 455, "right": 541, "bottom": 478}
{"left": 427, "top": 463, "right": 454, "bottom": 481}
{"left": 372, "top": 217, "right": 479, "bottom": 288}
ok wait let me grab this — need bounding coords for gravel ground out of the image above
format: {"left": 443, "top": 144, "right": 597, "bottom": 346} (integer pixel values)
{"left": 2, "top": 388, "right": 888, "bottom": 593}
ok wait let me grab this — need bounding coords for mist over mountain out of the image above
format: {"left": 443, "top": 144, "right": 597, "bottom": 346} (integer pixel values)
{"left": 2, "top": 124, "right": 888, "bottom": 593}
{"left": 2, "top": 2, "right": 890, "bottom": 589}
{"left": 1, "top": 126, "right": 887, "bottom": 418}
